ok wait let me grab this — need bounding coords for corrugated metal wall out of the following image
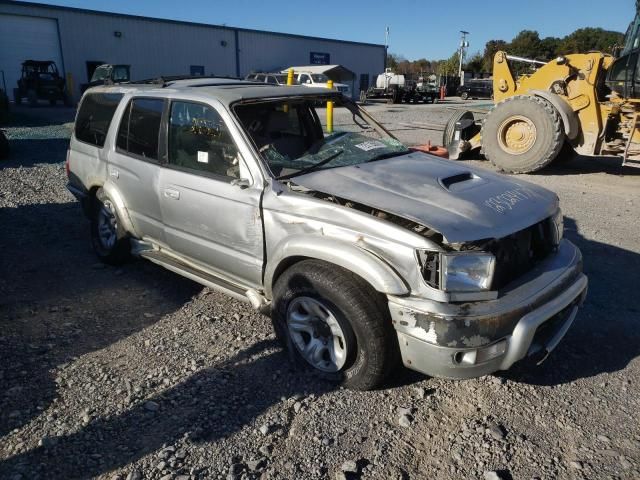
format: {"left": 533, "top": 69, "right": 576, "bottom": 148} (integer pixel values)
{"left": 238, "top": 30, "right": 385, "bottom": 95}
{"left": 0, "top": 1, "right": 384, "bottom": 100}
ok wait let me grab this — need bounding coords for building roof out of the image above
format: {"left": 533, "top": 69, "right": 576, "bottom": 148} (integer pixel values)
{"left": 1, "top": 0, "right": 385, "bottom": 49}
{"left": 282, "top": 65, "right": 356, "bottom": 79}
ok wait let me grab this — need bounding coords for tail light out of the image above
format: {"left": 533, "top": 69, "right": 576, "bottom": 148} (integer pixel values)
{"left": 65, "top": 149, "right": 70, "bottom": 177}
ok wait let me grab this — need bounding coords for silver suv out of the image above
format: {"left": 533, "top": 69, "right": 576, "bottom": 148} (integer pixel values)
{"left": 67, "top": 78, "right": 588, "bottom": 390}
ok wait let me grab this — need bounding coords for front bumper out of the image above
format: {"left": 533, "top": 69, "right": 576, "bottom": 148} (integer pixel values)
{"left": 388, "top": 239, "right": 588, "bottom": 379}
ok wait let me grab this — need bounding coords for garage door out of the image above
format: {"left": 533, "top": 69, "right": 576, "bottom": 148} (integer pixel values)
{"left": 0, "top": 14, "right": 64, "bottom": 99}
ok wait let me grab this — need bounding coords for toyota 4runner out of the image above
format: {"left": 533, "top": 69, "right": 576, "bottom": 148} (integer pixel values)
{"left": 66, "top": 77, "right": 587, "bottom": 390}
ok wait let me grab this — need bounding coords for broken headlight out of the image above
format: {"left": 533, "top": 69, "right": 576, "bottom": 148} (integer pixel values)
{"left": 441, "top": 252, "right": 495, "bottom": 292}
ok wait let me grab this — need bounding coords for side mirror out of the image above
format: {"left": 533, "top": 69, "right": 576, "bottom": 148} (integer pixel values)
{"left": 231, "top": 178, "right": 250, "bottom": 189}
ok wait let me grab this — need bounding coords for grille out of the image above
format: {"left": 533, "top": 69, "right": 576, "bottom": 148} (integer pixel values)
{"left": 489, "top": 218, "right": 554, "bottom": 290}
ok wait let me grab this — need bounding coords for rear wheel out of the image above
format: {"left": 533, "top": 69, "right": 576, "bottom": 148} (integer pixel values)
{"left": 271, "top": 260, "right": 399, "bottom": 390}
{"left": 27, "top": 89, "right": 37, "bottom": 107}
{"left": 461, "top": 92, "right": 469, "bottom": 100}
{"left": 481, "top": 95, "right": 564, "bottom": 173}
{"left": 442, "top": 110, "right": 475, "bottom": 148}
{"left": 49, "top": 99, "right": 56, "bottom": 106}
{"left": 90, "top": 188, "right": 131, "bottom": 265}
{"left": 0, "top": 131, "right": 9, "bottom": 160}
{"left": 13, "top": 89, "right": 21, "bottom": 105}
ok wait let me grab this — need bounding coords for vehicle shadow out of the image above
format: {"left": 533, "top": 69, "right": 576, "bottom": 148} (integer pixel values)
{"left": 541, "top": 153, "right": 640, "bottom": 177}
{"left": 0, "top": 340, "right": 335, "bottom": 480}
{"left": 0, "top": 201, "right": 202, "bottom": 439}
{"left": 502, "top": 216, "right": 640, "bottom": 386}
{"left": 4, "top": 104, "right": 76, "bottom": 127}
{"left": 0, "top": 137, "right": 71, "bottom": 167}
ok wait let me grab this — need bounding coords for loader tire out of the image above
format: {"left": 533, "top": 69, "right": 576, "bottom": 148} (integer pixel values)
{"left": 482, "top": 95, "right": 564, "bottom": 173}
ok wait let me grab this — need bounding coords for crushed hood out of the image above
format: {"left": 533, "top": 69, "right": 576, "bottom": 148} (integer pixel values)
{"left": 293, "top": 152, "right": 558, "bottom": 243}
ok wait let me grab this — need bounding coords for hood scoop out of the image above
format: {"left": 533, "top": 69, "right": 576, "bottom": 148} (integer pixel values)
{"left": 439, "top": 171, "right": 483, "bottom": 191}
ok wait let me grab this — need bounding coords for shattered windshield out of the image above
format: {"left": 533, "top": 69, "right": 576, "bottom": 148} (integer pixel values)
{"left": 234, "top": 96, "right": 409, "bottom": 179}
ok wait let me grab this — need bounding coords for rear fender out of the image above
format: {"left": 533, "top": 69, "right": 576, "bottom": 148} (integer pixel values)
{"left": 99, "top": 182, "right": 139, "bottom": 237}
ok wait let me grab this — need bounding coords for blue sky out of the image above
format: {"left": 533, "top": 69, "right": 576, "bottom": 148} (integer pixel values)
{"left": 38, "top": 0, "right": 635, "bottom": 60}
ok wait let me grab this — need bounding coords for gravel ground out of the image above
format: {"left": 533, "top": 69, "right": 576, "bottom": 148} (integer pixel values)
{"left": 0, "top": 103, "right": 639, "bottom": 480}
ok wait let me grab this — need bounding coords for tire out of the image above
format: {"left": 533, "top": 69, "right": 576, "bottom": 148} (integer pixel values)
{"left": 49, "top": 99, "right": 56, "bottom": 106}
{"left": 461, "top": 92, "right": 469, "bottom": 100}
{"left": 271, "top": 260, "right": 399, "bottom": 390}
{"left": 0, "top": 131, "right": 9, "bottom": 160}
{"left": 90, "top": 188, "right": 131, "bottom": 265}
{"left": 442, "top": 110, "right": 475, "bottom": 148}
{"left": 13, "top": 89, "right": 21, "bottom": 105}
{"left": 391, "top": 88, "right": 402, "bottom": 104}
{"left": 27, "top": 89, "right": 37, "bottom": 107}
{"left": 481, "top": 95, "right": 564, "bottom": 173}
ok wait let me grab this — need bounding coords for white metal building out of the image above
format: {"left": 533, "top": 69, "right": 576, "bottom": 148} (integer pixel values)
{"left": 0, "top": 1, "right": 386, "bottom": 101}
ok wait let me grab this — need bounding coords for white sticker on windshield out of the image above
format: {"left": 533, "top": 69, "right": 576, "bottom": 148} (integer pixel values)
{"left": 197, "top": 151, "right": 209, "bottom": 164}
{"left": 355, "top": 140, "right": 387, "bottom": 151}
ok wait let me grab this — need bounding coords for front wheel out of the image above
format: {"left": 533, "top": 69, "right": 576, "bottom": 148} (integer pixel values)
{"left": 461, "top": 92, "right": 469, "bottom": 100}
{"left": 271, "top": 260, "right": 399, "bottom": 390}
{"left": 481, "top": 95, "right": 564, "bottom": 173}
{"left": 90, "top": 188, "right": 131, "bottom": 265}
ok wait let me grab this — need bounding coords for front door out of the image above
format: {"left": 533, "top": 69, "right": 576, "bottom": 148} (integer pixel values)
{"left": 158, "top": 99, "right": 264, "bottom": 288}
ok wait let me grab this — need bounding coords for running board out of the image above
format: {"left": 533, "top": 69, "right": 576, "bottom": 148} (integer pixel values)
{"left": 139, "top": 249, "right": 260, "bottom": 307}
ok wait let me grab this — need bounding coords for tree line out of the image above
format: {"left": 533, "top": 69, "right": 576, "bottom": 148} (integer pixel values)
{"left": 387, "top": 27, "right": 625, "bottom": 76}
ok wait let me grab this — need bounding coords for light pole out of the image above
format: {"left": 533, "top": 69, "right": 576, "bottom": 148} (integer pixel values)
{"left": 458, "top": 30, "right": 469, "bottom": 82}
{"left": 384, "top": 26, "right": 390, "bottom": 69}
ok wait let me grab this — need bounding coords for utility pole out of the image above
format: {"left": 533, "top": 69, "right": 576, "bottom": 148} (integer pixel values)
{"left": 458, "top": 30, "right": 469, "bottom": 83}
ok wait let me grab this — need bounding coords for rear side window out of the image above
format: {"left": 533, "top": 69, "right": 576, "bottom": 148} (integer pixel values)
{"left": 116, "top": 98, "right": 164, "bottom": 160}
{"left": 75, "top": 93, "right": 123, "bottom": 147}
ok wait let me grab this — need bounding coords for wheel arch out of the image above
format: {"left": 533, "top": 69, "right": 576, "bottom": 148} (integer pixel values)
{"left": 529, "top": 90, "right": 579, "bottom": 140}
{"left": 264, "top": 237, "right": 409, "bottom": 299}
{"left": 90, "top": 182, "right": 139, "bottom": 237}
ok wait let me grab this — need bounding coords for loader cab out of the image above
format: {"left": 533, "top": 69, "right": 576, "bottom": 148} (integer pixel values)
{"left": 605, "top": 8, "right": 640, "bottom": 98}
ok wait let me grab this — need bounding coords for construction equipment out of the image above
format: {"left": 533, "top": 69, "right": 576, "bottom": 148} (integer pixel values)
{"left": 445, "top": 1, "right": 640, "bottom": 172}
{"left": 14, "top": 60, "right": 70, "bottom": 107}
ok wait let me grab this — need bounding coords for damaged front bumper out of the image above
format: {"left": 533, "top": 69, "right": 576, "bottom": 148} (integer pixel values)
{"left": 388, "top": 239, "right": 588, "bottom": 379}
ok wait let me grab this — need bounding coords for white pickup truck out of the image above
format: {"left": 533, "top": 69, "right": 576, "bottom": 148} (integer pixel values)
{"left": 289, "top": 71, "right": 351, "bottom": 99}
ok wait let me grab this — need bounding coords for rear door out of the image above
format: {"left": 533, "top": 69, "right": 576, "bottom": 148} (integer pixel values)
{"left": 158, "top": 99, "right": 264, "bottom": 288}
{"left": 108, "top": 97, "right": 166, "bottom": 242}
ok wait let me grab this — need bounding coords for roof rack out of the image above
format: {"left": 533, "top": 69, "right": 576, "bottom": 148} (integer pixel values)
{"left": 128, "top": 75, "right": 243, "bottom": 88}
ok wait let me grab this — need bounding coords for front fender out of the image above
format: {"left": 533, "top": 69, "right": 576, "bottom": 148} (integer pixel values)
{"left": 529, "top": 90, "right": 579, "bottom": 140}
{"left": 264, "top": 235, "right": 409, "bottom": 298}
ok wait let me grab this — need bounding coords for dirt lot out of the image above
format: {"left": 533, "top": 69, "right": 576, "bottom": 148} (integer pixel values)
{"left": 0, "top": 102, "right": 639, "bottom": 480}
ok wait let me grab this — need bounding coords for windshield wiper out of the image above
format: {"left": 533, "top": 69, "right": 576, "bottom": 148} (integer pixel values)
{"left": 366, "top": 150, "right": 410, "bottom": 163}
{"left": 276, "top": 150, "right": 344, "bottom": 180}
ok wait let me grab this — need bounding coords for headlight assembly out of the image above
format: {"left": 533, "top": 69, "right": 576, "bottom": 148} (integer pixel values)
{"left": 440, "top": 252, "right": 496, "bottom": 292}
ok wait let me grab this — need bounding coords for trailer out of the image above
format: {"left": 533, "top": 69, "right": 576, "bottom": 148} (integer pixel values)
{"left": 365, "top": 69, "right": 438, "bottom": 104}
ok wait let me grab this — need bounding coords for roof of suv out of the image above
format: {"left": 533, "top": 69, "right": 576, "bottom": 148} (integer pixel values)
{"left": 86, "top": 77, "right": 335, "bottom": 104}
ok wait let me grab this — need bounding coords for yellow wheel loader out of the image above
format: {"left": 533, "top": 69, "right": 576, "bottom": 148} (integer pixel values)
{"left": 445, "top": 3, "right": 640, "bottom": 173}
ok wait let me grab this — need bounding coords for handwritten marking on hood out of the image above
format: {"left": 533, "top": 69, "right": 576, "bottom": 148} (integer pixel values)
{"left": 484, "top": 187, "right": 538, "bottom": 214}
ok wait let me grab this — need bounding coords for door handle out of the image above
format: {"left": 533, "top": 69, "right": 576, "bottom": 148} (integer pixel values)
{"left": 163, "top": 188, "right": 180, "bottom": 200}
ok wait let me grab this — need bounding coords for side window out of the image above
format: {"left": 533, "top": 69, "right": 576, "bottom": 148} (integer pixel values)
{"left": 75, "top": 93, "right": 123, "bottom": 147}
{"left": 116, "top": 98, "right": 164, "bottom": 160}
{"left": 266, "top": 75, "right": 278, "bottom": 85}
{"left": 168, "top": 101, "right": 240, "bottom": 179}
{"left": 299, "top": 74, "right": 311, "bottom": 84}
